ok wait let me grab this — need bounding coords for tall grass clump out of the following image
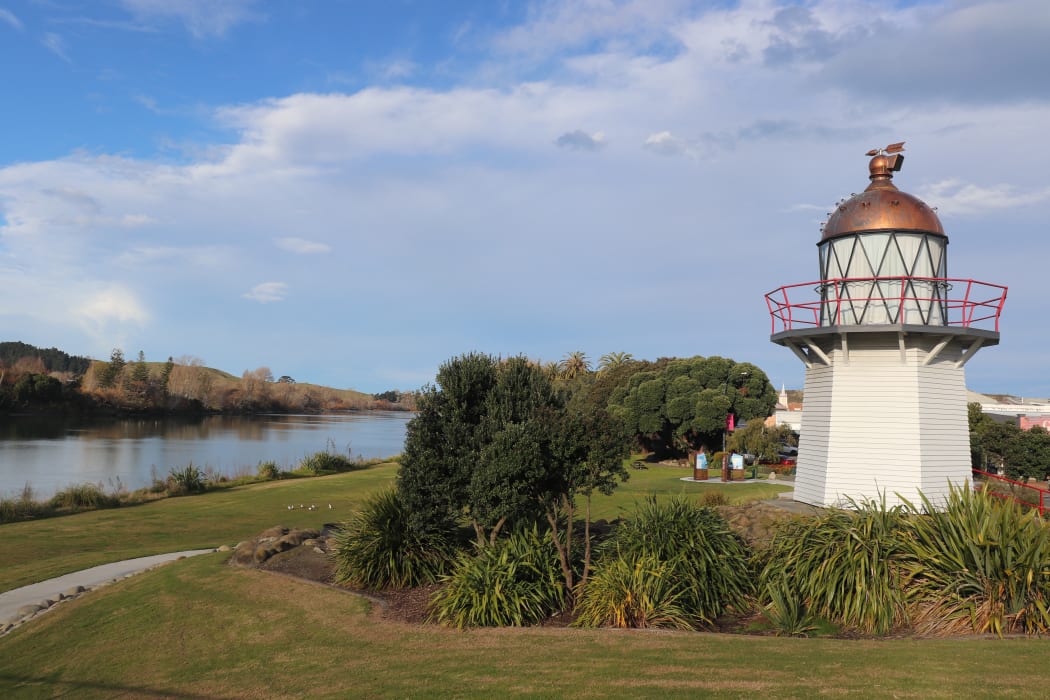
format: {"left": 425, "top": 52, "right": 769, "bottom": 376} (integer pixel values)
{"left": 758, "top": 497, "right": 910, "bottom": 636}
{"left": 430, "top": 527, "right": 565, "bottom": 628}
{"left": 297, "top": 450, "right": 356, "bottom": 475}
{"left": 0, "top": 483, "right": 52, "bottom": 523}
{"left": 166, "top": 463, "right": 206, "bottom": 495}
{"left": 576, "top": 495, "right": 753, "bottom": 629}
{"left": 256, "top": 461, "right": 282, "bottom": 481}
{"left": 902, "top": 485, "right": 1050, "bottom": 636}
{"left": 331, "top": 488, "right": 455, "bottom": 590}
{"left": 49, "top": 482, "right": 120, "bottom": 511}
{"left": 573, "top": 553, "right": 693, "bottom": 629}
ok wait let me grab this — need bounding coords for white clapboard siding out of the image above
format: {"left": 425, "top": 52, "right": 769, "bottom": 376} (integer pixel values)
{"left": 794, "top": 332, "right": 973, "bottom": 509}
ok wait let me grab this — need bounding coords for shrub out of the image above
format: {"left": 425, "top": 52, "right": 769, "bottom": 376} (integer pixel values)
{"left": 430, "top": 527, "right": 565, "bottom": 627}
{"left": 256, "top": 461, "right": 282, "bottom": 481}
{"left": 167, "top": 464, "right": 206, "bottom": 495}
{"left": 586, "top": 495, "right": 753, "bottom": 628}
{"left": 49, "top": 482, "right": 119, "bottom": 511}
{"left": 901, "top": 485, "right": 1050, "bottom": 636}
{"left": 298, "top": 450, "right": 355, "bottom": 475}
{"left": 331, "top": 488, "right": 454, "bottom": 590}
{"left": 758, "top": 497, "right": 910, "bottom": 636}
{"left": 700, "top": 490, "right": 729, "bottom": 507}
{"left": 573, "top": 552, "right": 693, "bottom": 629}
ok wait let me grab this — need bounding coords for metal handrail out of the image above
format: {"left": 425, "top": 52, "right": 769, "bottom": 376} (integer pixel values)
{"left": 972, "top": 468, "right": 1050, "bottom": 517}
{"left": 766, "top": 276, "right": 1007, "bottom": 334}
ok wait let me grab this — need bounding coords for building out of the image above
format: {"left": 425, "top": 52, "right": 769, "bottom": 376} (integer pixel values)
{"left": 765, "top": 144, "right": 1007, "bottom": 508}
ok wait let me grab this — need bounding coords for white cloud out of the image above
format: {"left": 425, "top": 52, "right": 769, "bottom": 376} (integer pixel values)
{"left": 242, "top": 282, "right": 288, "bottom": 303}
{"left": 120, "top": 0, "right": 260, "bottom": 38}
{"left": 275, "top": 237, "right": 330, "bottom": 254}
{"left": 919, "top": 179, "right": 1050, "bottom": 217}
{"left": 42, "top": 32, "right": 70, "bottom": 62}
{"left": 554, "top": 129, "right": 606, "bottom": 151}
{"left": 642, "top": 131, "right": 700, "bottom": 158}
{"left": 0, "top": 8, "right": 23, "bottom": 31}
{"left": 78, "top": 285, "right": 149, "bottom": 323}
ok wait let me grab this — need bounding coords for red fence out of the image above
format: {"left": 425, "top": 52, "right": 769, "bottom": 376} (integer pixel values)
{"left": 972, "top": 468, "right": 1050, "bottom": 517}
{"left": 765, "top": 277, "right": 1007, "bottom": 334}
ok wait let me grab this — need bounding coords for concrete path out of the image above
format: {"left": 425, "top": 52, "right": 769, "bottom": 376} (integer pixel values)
{"left": 1, "top": 549, "right": 215, "bottom": 631}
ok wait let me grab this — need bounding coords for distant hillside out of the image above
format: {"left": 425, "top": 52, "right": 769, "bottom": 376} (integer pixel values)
{"left": 0, "top": 341, "right": 91, "bottom": 375}
{"left": 1, "top": 343, "right": 396, "bottom": 414}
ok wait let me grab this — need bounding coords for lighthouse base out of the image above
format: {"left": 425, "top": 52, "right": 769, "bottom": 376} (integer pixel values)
{"left": 791, "top": 331, "right": 977, "bottom": 510}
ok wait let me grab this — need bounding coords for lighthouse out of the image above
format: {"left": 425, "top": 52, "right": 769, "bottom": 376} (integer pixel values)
{"left": 765, "top": 144, "right": 1007, "bottom": 509}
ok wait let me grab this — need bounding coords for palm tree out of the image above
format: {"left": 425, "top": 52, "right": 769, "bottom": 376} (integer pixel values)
{"left": 598, "top": 352, "right": 634, "bottom": 373}
{"left": 559, "top": 351, "right": 591, "bottom": 380}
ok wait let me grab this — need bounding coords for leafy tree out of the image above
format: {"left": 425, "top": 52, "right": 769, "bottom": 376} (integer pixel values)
{"left": 728, "top": 421, "right": 796, "bottom": 464}
{"left": 609, "top": 356, "right": 777, "bottom": 457}
{"left": 398, "top": 352, "right": 501, "bottom": 536}
{"left": 398, "top": 350, "right": 631, "bottom": 597}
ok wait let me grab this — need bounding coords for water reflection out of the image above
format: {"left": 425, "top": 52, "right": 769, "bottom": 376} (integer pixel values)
{"left": 0, "top": 412, "right": 411, "bottom": 497}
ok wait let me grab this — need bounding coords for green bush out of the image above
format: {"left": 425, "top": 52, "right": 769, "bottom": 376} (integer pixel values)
{"left": 49, "top": 482, "right": 119, "bottom": 511}
{"left": 166, "top": 464, "right": 206, "bottom": 495}
{"left": 902, "top": 485, "right": 1050, "bottom": 636}
{"left": 573, "top": 552, "right": 693, "bottom": 629}
{"left": 297, "top": 451, "right": 355, "bottom": 475}
{"left": 758, "top": 497, "right": 910, "bottom": 636}
{"left": 430, "top": 527, "right": 565, "bottom": 628}
{"left": 331, "top": 488, "right": 454, "bottom": 590}
{"left": 587, "top": 495, "right": 753, "bottom": 628}
{"left": 256, "top": 461, "right": 282, "bottom": 481}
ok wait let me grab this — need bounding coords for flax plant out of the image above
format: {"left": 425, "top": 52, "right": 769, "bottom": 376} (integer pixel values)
{"left": 758, "top": 497, "right": 910, "bottom": 636}
{"left": 573, "top": 553, "right": 693, "bottom": 629}
{"left": 901, "top": 485, "right": 1050, "bottom": 636}
{"left": 430, "top": 526, "right": 565, "bottom": 628}
{"left": 331, "top": 488, "right": 455, "bottom": 589}
{"left": 577, "top": 495, "right": 752, "bottom": 629}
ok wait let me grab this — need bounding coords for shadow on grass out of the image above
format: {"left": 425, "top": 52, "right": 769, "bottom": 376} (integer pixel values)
{"left": 0, "top": 672, "right": 220, "bottom": 699}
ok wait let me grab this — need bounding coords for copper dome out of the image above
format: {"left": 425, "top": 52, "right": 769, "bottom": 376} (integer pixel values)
{"left": 821, "top": 147, "right": 944, "bottom": 242}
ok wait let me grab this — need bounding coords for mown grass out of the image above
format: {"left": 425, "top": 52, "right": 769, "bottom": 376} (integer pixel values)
{"left": 0, "top": 462, "right": 788, "bottom": 593}
{"left": 2, "top": 553, "right": 1050, "bottom": 698}
{"left": 0, "top": 463, "right": 400, "bottom": 593}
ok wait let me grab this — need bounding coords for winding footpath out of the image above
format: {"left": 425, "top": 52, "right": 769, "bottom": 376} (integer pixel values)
{"left": 0, "top": 549, "right": 215, "bottom": 635}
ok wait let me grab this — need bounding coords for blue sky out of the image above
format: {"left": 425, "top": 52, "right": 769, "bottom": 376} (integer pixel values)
{"left": 1, "top": 0, "right": 1048, "bottom": 395}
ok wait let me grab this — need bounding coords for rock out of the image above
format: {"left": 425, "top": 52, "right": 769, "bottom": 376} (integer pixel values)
{"left": 1, "top": 623, "right": 11, "bottom": 634}
{"left": 258, "top": 525, "right": 290, "bottom": 540}
{"left": 313, "top": 547, "right": 325, "bottom": 554}
{"left": 217, "top": 544, "right": 232, "bottom": 552}
{"left": 253, "top": 544, "right": 274, "bottom": 564}
{"left": 64, "top": 585, "right": 85, "bottom": 597}
{"left": 16, "top": 604, "right": 43, "bottom": 618}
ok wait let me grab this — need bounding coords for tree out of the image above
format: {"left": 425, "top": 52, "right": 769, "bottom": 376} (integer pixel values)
{"left": 597, "top": 352, "right": 634, "bottom": 373}
{"left": 609, "top": 356, "right": 777, "bottom": 457}
{"left": 94, "top": 348, "right": 127, "bottom": 389}
{"left": 728, "top": 420, "right": 796, "bottom": 464}
{"left": 559, "top": 351, "right": 591, "bottom": 380}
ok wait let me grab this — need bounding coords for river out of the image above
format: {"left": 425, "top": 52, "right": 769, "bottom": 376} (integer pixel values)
{"left": 0, "top": 412, "right": 412, "bottom": 498}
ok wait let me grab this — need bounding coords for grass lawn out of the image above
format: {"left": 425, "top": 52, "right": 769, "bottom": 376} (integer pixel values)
{"left": 2, "top": 552, "right": 1049, "bottom": 699}
{"left": 0, "top": 463, "right": 400, "bottom": 593}
{"left": 0, "top": 461, "right": 790, "bottom": 593}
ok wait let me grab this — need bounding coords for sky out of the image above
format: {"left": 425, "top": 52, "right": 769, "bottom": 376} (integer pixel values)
{"left": 1, "top": 0, "right": 1048, "bottom": 396}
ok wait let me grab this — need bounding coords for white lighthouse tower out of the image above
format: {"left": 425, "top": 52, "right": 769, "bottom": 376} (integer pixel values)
{"left": 765, "top": 144, "right": 1007, "bottom": 508}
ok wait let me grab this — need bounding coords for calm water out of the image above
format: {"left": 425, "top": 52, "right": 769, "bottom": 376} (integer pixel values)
{"left": 0, "top": 412, "right": 412, "bottom": 498}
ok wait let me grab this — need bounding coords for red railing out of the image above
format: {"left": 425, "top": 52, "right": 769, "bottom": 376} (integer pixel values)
{"left": 972, "top": 468, "right": 1050, "bottom": 517}
{"left": 765, "top": 277, "right": 1007, "bottom": 334}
